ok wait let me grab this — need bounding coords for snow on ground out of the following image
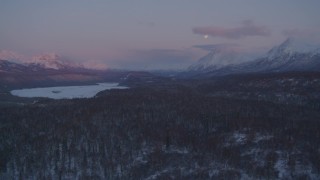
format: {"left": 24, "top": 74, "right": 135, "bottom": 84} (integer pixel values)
{"left": 233, "top": 132, "right": 247, "bottom": 144}
{"left": 10, "top": 83, "right": 127, "bottom": 99}
{"left": 274, "top": 153, "right": 289, "bottom": 179}
{"left": 145, "top": 169, "right": 172, "bottom": 180}
{"left": 163, "top": 146, "right": 189, "bottom": 154}
{"left": 253, "top": 133, "right": 273, "bottom": 143}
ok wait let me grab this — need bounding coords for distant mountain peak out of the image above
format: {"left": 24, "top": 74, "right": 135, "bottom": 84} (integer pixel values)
{"left": 30, "top": 53, "right": 83, "bottom": 70}
{"left": 267, "top": 38, "right": 296, "bottom": 60}
{"left": 267, "top": 38, "right": 320, "bottom": 60}
{"left": 185, "top": 39, "right": 320, "bottom": 77}
{"left": 188, "top": 47, "right": 254, "bottom": 72}
{"left": 32, "top": 53, "right": 60, "bottom": 62}
{"left": 0, "top": 50, "right": 111, "bottom": 71}
{"left": 281, "top": 37, "right": 294, "bottom": 47}
{"left": 0, "top": 50, "right": 27, "bottom": 62}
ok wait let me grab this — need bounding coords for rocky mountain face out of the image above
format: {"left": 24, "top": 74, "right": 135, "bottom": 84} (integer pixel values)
{"left": 187, "top": 39, "right": 320, "bottom": 77}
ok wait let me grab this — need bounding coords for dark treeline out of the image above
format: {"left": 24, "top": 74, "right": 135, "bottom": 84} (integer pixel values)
{"left": 1, "top": 87, "right": 320, "bottom": 179}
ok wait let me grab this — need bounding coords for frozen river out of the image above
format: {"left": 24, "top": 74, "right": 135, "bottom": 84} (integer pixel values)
{"left": 10, "top": 83, "right": 127, "bottom": 99}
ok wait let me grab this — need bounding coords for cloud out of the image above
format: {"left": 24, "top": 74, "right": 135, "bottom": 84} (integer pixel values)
{"left": 192, "top": 20, "right": 270, "bottom": 39}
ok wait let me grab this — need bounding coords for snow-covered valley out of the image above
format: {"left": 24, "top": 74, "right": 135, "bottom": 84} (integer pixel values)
{"left": 10, "top": 83, "right": 127, "bottom": 99}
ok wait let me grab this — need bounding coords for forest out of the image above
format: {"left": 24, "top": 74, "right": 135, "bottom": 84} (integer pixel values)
{"left": 1, "top": 75, "right": 320, "bottom": 179}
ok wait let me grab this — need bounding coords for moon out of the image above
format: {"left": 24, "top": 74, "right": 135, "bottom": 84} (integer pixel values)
{"left": 204, "top": 35, "right": 209, "bottom": 39}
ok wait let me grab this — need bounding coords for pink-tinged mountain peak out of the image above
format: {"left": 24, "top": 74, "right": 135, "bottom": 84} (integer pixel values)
{"left": 30, "top": 53, "right": 83, "bottom": 70}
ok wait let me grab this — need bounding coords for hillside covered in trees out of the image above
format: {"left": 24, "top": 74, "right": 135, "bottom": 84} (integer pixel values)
{"left": 1, "top": 81, "right": 320, "bottom": 179}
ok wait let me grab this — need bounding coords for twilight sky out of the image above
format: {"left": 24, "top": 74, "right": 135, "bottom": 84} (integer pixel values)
{"left": 1, "top": 0, "right": 320, "bottom": 70}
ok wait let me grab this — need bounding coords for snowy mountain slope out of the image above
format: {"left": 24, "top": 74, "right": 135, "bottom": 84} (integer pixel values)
{"left": 256, "top": 40, "right": 318, "bottom": 71}
{"left": 0, "top": 50, "right": 103, "bottom": 71}
{"left": 0, "top": 59, "right": 32, "bottom": 73}
{"left": 0, "top": 58, "right": 157, "bottom": 90}
{"left": 189, "top": 38, "right": 320, "bottom": 77}
{"left": 188, "top": 47, "right": 253, "bottom": 72}
{"left": 254, "top": 38, "right": 320, "bottom": 71}
{"left": 0, "top": 58, "right": 119, "bottom": 89}
{"left": 0, "top": 52, "right": 108, "bottom": 73}
{"left": 29, "top": 53, "right": 84, "bottom": 70}
{"left": 0, "top": 50, "right": 27, "bottom": 62}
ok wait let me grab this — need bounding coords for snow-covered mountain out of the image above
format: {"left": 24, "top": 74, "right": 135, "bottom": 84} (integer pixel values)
{"left": 255, "top": 38, "right": 320, "bottom": 71}
{"left": 188, "top": 38, "right": 320, "bottom": 77}
{"left": 188, "top": 47, "right": 253, "bottom": 72}
{"left": 243, "top": 38, "right": 320, "bottom": 72}
{"left": 0, "top": 54, "right": 85, "bottom": 73}
{"left": 0, "top": 50, "right": 104, "bottom": 71}
{"left": 0, "top": 50, "right": 27, "bottom": 62}
{"left": 0, "top": 59, "right": 30, "bottom": 73}
{"left": 29, "top": 53, "right": 84, "bottom": 70}
{"left": 0, "top": 58, "right": 128, "bottom": 89}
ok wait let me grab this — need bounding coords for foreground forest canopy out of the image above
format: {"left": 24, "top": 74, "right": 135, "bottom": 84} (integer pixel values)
{"left": 1, "top": 72, "right": 320, "bottom": 179}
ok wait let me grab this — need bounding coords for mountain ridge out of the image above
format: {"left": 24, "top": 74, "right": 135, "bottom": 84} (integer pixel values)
{"left": 187, "top": 38, "right": 320, "bottom": 77}
{"left": 188, "top": 46, "right": 254, "bottom": 72}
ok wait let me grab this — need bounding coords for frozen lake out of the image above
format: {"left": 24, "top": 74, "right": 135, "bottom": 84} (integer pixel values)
{"left": 10, "top": 83, "right": 127, "bottom": 99}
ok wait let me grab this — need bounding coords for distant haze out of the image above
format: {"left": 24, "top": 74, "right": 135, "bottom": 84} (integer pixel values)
{"left": 1, "top": 0, "right": 320, "bottom": 70}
